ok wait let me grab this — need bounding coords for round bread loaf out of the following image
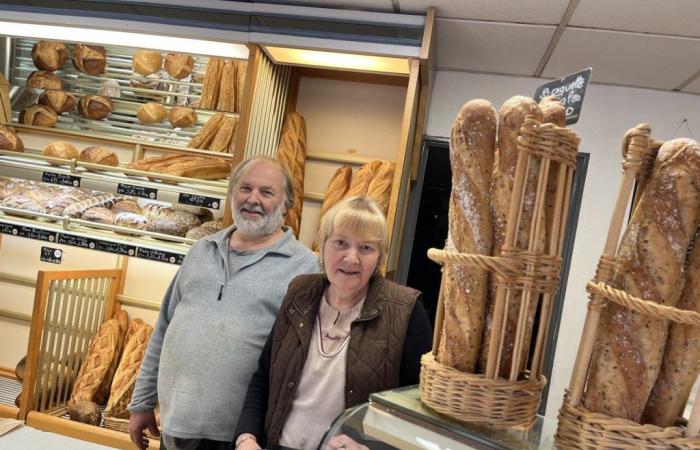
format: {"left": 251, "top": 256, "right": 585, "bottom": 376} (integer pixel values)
{"left": 69, "top": 400, "right": 102, "bottom": 426}
{"left": 38, "top": 90, "right": 76, "bottom": 113}
{"left": 0, "top": 125, "right": 25, "bottom": 152}
{"left": 79, "top": 146, "right": 119, "bottom": 166}
{"left": 147, "top": 209, "right": 200, "bottom": 236}
{"left": 137, "top": 102, "right": 167, "bottom": 124}
{"left": 72, "top": 44, "right": 107, "bottom": 75}
{"left": 132, "top": 50, "right": 163, "bottom": 76}
{"left": 20, "top": 105, "right": 58, "bottom": 127}
{"left": 112, "top": 199, "right": 142, "bottom": 215}
{"left": 26, "top": 70, "right": 62, "bottom": 91}
{"left": 168, "top": 106, "right": 197, "bottom": 128}
{"left": 78, "top": 95, "right": 113, "bottom": 120}
{"left": 114, "top": 212, "right": 148, "bottom": 230}
{"left": 164, "top": 53, "right": 194, "bottom": 79}
{"left": 31, "top": 40, "right": 68, "bottom": 71}
{"left": 44, "top": 142, "right": 79, "bottom": 161}
{"left": 82, "top": 206, "right": 115, "bottom": 224}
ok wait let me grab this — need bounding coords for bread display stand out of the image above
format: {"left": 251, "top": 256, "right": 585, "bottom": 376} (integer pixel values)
{"left": 555, "top": 123, "right": 700, "bottom": 449}
{"left": 420, "top": 118, "right": 580, "bottom": 429}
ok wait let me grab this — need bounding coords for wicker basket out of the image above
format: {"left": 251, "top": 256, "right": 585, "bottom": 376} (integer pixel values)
{"left": 554, "top": 124, "right": 700, "bottom": 448}
{"left": 420, "top": 117, "right": 580, "bottom": 429}
{"left": 103, "top": 415, "right": 160, "bottom": 440}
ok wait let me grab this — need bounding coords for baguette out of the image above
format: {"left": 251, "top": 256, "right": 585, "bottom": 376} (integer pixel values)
{"left": 209, "top": 116, "right": 237, "bottom": 152}
{"left": 236, "top": 60, "right": 247, "bottom": 113}
{"left": 641, "top": 229, "right": 700, "bottom": 426}
{"left": 188, "top": 113, "right": 226, "bottom": 149}
{"left": 217, "top": 60, "right": 237, "bottom": 112}
{"left": 200, "top": 57, "right": 224, "bottom": 109}
{"left": 479, "top": 96, "right": 543, "bottom": 377}
{"left": 539, "top": 96, "right": 567, "bottom": 250}
{"left": 70, "top": 318, "right": 121, "bottom": 404}
{"left": 276, "top": 112, "right": 307, "bottom": 236}
{"left": 162, "top": 158, "right": 231, "bottom": 180}
{"left": 584, "top": 138, "right": 700, "bottom": 421}
{"left": 437, "top": 99, "right": 496, "bottom": 373}
{"left": 345, "top": 160, "right": 383, "bottom": 199}
{"left": 312, "top": 166, "right": 352, "bottom": 251}
{"left": 366, "top": 161, "right": 395, "bottom": 215}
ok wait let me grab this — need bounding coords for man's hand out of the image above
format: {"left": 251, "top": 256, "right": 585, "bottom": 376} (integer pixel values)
{"left": 128, "top": 409, "right": 160, "bottom": 450}
{"left": 326, "top": 434, "right": 369, "bottom": 450}
{"left": 235, "top": 433, "right": 261, "bottom": 450}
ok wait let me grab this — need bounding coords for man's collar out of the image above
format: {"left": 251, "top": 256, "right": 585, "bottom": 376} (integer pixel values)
{"left": 205, "top": 225, "right": 297, "bottom": 257}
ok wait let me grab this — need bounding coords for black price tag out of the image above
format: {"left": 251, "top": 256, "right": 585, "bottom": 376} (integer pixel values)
{"left": 57, "top": 233, "right": 137, "bottom": 256}
{"left": 0, "top": 223, "right": 57, "bottom": 242}
{"left": 534, "top": 67, "right": 592, "bottom": 125}
{"left": 178, "top": 193, "right": 221, "bottom": 210}
{"left": 40, "top": 246, "right": 63, "bottom": 264}
{"left": 136, "top": 247, "right": 185, "bottom": 265}
{"left": 117, "top": 183, "right": 158, "bottom": 200}
{"left": 42, "top": 171, "right": 81, "bottom": 187}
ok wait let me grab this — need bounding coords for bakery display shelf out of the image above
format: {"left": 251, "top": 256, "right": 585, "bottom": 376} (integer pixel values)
{"left": 0, "top": 210, "right": 192, "bottom": 264}
{"left": 306, "top": 150, "right": 381, "bottom": 166}
{"left": 0, "top": 148, "right": 228, "bottom": 208}
{"left": 304, "top": 191, "right": 324, "bottom": 202}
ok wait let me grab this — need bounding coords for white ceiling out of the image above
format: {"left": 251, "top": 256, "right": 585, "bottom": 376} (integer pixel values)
{"left": 264, "top": 0, "right": 700, "bottom": 94}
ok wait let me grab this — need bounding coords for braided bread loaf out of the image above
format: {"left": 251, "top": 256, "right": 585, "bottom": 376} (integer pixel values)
{"left": 105, "top": 319, "right": 153, "bottom": 418}
{"left": 63, "top": 193, "right": 121, "bottom": 218}
{"left": 70, "top": 318, "right": 121, "bottom": 404}
{"left": 95, "top": 310, "right": 129, "bottom": 405}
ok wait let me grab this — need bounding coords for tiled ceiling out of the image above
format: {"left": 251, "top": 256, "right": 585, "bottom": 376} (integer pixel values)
{"left": 263, "top": 0, "right": 700, "bottom": 93}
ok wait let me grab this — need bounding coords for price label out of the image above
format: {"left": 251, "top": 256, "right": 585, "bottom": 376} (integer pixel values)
{"left": 117, "top": 183, "right": 158, "bottom": 200}
{"left": 534, "top": 67, "right": 592, "bottom": 125}
{"left": 0, "top": 222, "right": 57, "bottom": 242}
{"left": 40, "top": 246, "right": 63, "bottom": 264}
{"left": 136, "top": 247, "right": 185, "bottom": 265}
{"left": 42, "top": 171, "right": 81, "bottom": 187}
{"left": 178, "top": 193, "right": 221, "bottom": 210}
{"left": 57, "top": 233, "right": 137, "bottom": 256}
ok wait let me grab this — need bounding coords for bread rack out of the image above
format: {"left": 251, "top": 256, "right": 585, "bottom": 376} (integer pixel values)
{"left": 555, "top": 124, "right": 700, "bottom": 449}
{"left": 420, "top": 117, "right": 580, "bottom": 429}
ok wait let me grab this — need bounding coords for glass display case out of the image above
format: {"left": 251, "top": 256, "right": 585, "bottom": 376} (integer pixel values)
{"left": 321, "top": 386, "right": 557, "bottom": 450}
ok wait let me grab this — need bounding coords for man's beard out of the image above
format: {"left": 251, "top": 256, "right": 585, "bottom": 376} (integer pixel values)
{"left": 232, "top": 200, "right": 285, "bottom": 237}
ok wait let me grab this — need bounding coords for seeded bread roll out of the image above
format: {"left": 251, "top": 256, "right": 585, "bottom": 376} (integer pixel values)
{"left": 164, "top": 53, "right": 194, "bottom": 80}
{"left": 38, "top": 90, "right": 76, "bottom": 113}
{"left": 168, "top": 106, "right": 197, "bottom": 128}
{"left": 366, "top": 161, "right": 395, "bottom": 215}
{"left": 276, "top": 112, "right": 307, "bottom": 236}
{"left": 79, "top": 146, "right": 119, "bottom": 166}
{"left": 72, "top": 44, "right": 107, "bottom": 75}
{"left": 20, "top": 105, "right": 58, "bottom": 127}
{"left": 32, "top": 40, "right": 68, "bottom": 71}
{"left": 78, "top": 95, "right": 113, "bottom": 120}
{"left": 137, "top": 103, "right": 167, "bottom": 124}
{"left": 44, "top": 142, "right": 79, "bottom": 161}
{"left": 437, "top": 99, "right": 497, "bottom": 373}
{"left": 132, "top": 50, "right": 162, "bottom": 76}
{"left": 584, "top": 138, "right": 700, "bottom": 421}
{"left": 0, "top": 125, "right": 24, "bottom": 152}
{"left": 27, "top": 70, "right": 62, "bottom": 91}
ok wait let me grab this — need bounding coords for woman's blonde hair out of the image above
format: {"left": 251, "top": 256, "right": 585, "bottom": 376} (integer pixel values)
{"left": 317, "top": 196, "right": 388, "bottom": 272}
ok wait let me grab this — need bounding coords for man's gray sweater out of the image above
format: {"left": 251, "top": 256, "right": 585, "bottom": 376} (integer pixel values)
{"left": 128, "top": 226, "right": 319, "bottom": 442}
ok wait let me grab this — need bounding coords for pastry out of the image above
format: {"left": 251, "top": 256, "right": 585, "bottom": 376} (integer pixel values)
{"left": 0, "top": 125, "right": 25, "bottom": 152}
{"left": 43, "top": 142, "right": 79, "bottom": 161}
{"left": 164, "top": 53, "right": 194, "bottom": 79}
{"left": 72, "top": 44, "right": 107, "bottom": 75}
{"left": 132, "top": 50, "right": 162, "bottom": 76}
{"left": 38, "top": 90, "right": 76, "bottom": 113}
{"left": 276, "top": 112, "right": 307, "bottom": 236}
{"left": 26, "top": 70, "right": 62, "bottom": 91}
{"left": 78, "top": 95, "right": 113, "bottom": 120}
{"left": 137, "top": 102, "right": 167, "bottom": 125}
{"left": 168, "top": 106, "right": 197, "bottom": 128}
{"left": 19, "top": 104, "right": 58, "bottom": 127}
{"left": 31, "top": 40, "right": 68, "bottom": 71}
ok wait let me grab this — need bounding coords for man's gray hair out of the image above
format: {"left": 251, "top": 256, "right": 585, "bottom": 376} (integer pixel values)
{"left": 230, "top": 156, "right": 295, "bottom": 211}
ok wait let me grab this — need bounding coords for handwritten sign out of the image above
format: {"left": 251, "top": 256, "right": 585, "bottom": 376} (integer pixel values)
{"left": 178, "top": 193, "right": 221, "bottom": 210}
{"left": 534, "top": 68, "right": 592, "bottom": 125}
{"left": 40, "top": 247, "right": 63, "bottom": 264}
{"left": 118, "top": 183, "right": 158, "bottom": 200}
{"left": 42, "top": 171, "right": 81, "bottom": 187}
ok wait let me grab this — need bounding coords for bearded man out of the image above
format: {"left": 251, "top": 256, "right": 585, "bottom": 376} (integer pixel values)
{"left": 128, "top": 156, "right": 319, "bottom": 450}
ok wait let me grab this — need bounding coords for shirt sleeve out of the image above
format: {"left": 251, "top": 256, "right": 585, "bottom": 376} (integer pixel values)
{"left": 399, "top": 296, "right": 433, "bottom": 387}
{"left": 128, "top": 269, "right": 182, "bottom": 412}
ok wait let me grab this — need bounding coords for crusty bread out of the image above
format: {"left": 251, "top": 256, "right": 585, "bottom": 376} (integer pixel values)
{"left": 200, "top": 57, "right": 224, "bottom": 110}
{"left": 38, "top": 90, "right": 76, "bottom": 114}
{"left": 209, "top": 116, "right": 237, "bottom": 152}
{"left": 72, "top": 44, "right": 107, "bottom": 76}
{"left": 312, "top": 166, "right": 352, "bottom": 251}
{"left": 217, "top": 60, "right": 237, "bottom": 112}
{"left": 132, "top": 50, "right": 162, "bottom": 76}
{"left": 188, "top": 113, "right": 226, "bottom": 149}
{"left": 44, "top": 142, "right": 79, "bottom": 161}
{"left": 276, "top": 112, "right": 307, "bottom": 236}
{"left": 236, "top": 60, "right": 247, "bottom": 114}
{"left": 32, "top": 40, "right": 68, "bottom": 71}
{"left": 79, "top": 146, "right": 119, "bottom": 167}
{"left": 81, "top": 206, "right": 115, "bottom": 224}
{"left": 137, "top": 103, "right": 167, "bottom": 125}
{"left": 584, "top": 138, "right": 700, "bottom": 421}
{"left": 0, "top": 125, "right": 24, "bottom": 152}
{"left": 642, "top": 229, "right": 700, "bottom": 426}
{"left": 105, "top": 320, "right": 153, "bottom": 418}
{"left": 63, "top": 193, "right": 120, "bottom": 218}
{"left": 168, "top": 106, "right": 197, "bottom": 129}
{"left": 95, "top": 310, "right": 129, "bottom": 405}
{"left": 366, "top": 161, "right": 395, "bottom": 215}
{"left": 345, "top": 160, "right": 383, "bottom": 199}
{"left": 539, "top": 96, "right": 567, "bottom": 252}
{"left": 164, "top": 53, "right": 194, "bottom": 80}
{"left": 20, "top": 105, "right": 58, "bottom": 127}
{"left": 70, "top": 318, "right": 121, "bottom": 404}
{"left": 479, "top": 96, "right": 543, "bottom": 377}
{"left": 437, "top": 99, "right": 496, "bottom": 373}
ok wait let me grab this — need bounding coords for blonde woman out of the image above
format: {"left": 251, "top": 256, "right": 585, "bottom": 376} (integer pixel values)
{"left": 234, "top": 197, "right": 432, "bottom": 450}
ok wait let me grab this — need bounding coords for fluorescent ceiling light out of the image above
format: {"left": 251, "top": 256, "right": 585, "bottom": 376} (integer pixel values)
{"left": 0, "top": 20, "right": 249, "bottom": 59}
{"left": 264, "top": 46, "right": 409, "bottom": 76}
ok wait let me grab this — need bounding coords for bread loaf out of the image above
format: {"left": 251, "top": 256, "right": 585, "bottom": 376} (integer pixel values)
{"left": 78, "top": 95, "right": 112, "bottom": 120}
{"left": 63, "top": 193, "right": 120, "bottom": 218}
{"left": 437, "top": 99, "right": 496, "bottom": 373}
{"left": 236, "top": 60, "right": 247, "bottom": 114}
{"left": 72, "top": 44, "right": 107, "bottom": 75}
{"left": 311, "top": 166, "right": 352, "bottom": 251}
{"left": 584, "top": 138, "right": 700, "bottom": 421}
{"left": 105, "top": 320, "right": 153, "bottom": 418}
{"left": 81, "top": 206, "right": 115, "bottom": 224}
{"left": 147, "top": 209, "right": 200, "bottom": 236}
{"left": 127, "top": 154, "right": 189, "bottom": 172}
{"left": 20, "top": 105, "right": 58, "bottom": 127}
{"left": 276, "top": 112, "right": 307, "bottom": 236}
{"left": 114, "top": 212, "right": 148, "bottom": 231}
{"left": 164, "top": 53, "right": 194, "bottom": 80}
{"left": 161, "top": 158, "right": 231, "bottom": 180}
{"left": 366, "top": 161, "right": 395, "bottom": 215}
{"left": 168, "top": 106, "right": 197, "bottom": 128}
{"left": 0, "top": 125, "right": 24, "bottom": 152}
{"left": 44, "top": 142, "right": 79, "bottom": 161}
{"left": 200, "top": 57, "right": 224, "bottom": 109}
{"left": 345, "top": 160, "right": 383, "bottom": 198}
{"left": 32, "top": 40, "right": 68, "bottom": 71}
{"left": 137, "top": 103, "right": 167, "bottom": 125}
{"left": 641, "top": 230, "right": 700, "bottom": 426}
{"left": 175, "top": 204, "right": 214, "bottom": 222}
{"left": 112, "top": 199, "right": 141, "bottom": 215}
{"left": 188, "top": 113, "right": 226, "bottom": 149}
{"left": 185, "top": 220, "right": 221, "bottom": 240}
{"left": 209, "top": 116, "right": 237, "bottom": 152}
{"left": 132, "top": 50, "right": 162, "bottom": 76}
{"left": 70, "top": 318, "right": 121, "bottom": 403}
{"left": 479, "top": 96, "right": 543, "bottom": 377}
{"left": 27, "top": 70, "right": 62, "bottom": 91}
{"left": 95, "top": 310, "right": 129, "bottom": 405}
{"left": 539, "top": 96, "right": 567, "bottom": 250}
{"left": 217, "top": 60, "right": 237, "bottom": 112}
{"left": 79, "top": 146, "right": 119, "bottom": 166}
{"left": 38, "top": 90, "right": 76, "bottom": 113}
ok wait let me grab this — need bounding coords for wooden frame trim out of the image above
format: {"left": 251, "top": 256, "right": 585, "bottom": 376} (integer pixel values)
{"left": 294, "top": 66, "right": 409, "bottom": 87}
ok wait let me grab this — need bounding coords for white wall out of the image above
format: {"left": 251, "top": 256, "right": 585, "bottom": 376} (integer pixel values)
{"left": 425, "top": 70, "right": 700, "bottom": 419}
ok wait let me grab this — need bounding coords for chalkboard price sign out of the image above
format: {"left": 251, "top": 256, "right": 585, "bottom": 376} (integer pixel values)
{"left": 534, "top": 67, "right": 592, "bottom": 125}
{"left": 41, "top": 247, "right": 63, "bottom": 264}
